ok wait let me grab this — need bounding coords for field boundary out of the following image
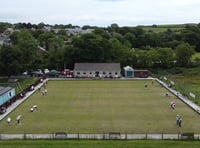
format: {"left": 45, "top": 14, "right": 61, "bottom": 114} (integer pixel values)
{"left": 1, "top": 77, "right": 200, "bottom": 140}
{"left": 0, "top": 133, "right": 200, "bottom": 140}
{"left": 1, "top": 77, "right": 200, "bottom": 120}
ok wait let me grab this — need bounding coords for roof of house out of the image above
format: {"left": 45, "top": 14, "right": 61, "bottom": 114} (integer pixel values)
{"left": 123, "top": 66, "right": 134, "bottom": 71}
{"left": 74, "top": 63, "right": 121, "bottom": 71}
{"left": 0, "top": 87, "right": 13, "bottom": 96}
{"left": 134, "top": 69, "right": 149, "bottom": 72}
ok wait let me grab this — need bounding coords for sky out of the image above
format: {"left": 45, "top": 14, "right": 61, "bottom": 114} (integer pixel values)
{"left": 1, "top": 0, "right": 200, "bottom": 27}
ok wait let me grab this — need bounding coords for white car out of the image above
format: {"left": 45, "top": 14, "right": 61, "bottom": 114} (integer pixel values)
{"left": 44, "top": 69, "right": 50, "bottom": 74}
{"left": 22, "top": 71, "right": 28, "bottom": 75}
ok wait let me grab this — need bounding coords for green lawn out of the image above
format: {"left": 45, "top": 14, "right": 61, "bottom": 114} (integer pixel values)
{"left": 141, "top": 24, "right": 184, "bottom": 33}
{"left": 0, "top": 77, "right": 38, "bottom": 93}
{"left": 192, "top": 52, "right": 200, "bottom": 61}
{"left": 164, "top": 67, "right": 200, "bottom": 104}
{"left": 0, "top": 80, "right": 200, "bottom": 134}
{"left": 0, "top": 140, "right": 200, "bottom": 148}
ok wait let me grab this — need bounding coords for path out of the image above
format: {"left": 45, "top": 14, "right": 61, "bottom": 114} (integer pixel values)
{"left": 155, "top": 78, "right": 200, "bottom": 114}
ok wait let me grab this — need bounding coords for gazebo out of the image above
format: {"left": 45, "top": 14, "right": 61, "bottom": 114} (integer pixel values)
{"left": 123, "top": 66, "right": 134, "bottom": 78}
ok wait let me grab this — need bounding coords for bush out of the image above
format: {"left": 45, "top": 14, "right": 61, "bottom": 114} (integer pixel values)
{"left": 168, "top": 67, "right": 183, "bottom": 74}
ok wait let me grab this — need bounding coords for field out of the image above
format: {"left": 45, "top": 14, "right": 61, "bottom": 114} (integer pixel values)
{"left": 1, "top": 140, "right": 200, "bottom": 148}
{"left": 141, "top": 24, "right": 185, "bottom": 33}
{"left": 168, "top": 75, "right": 200, "bottom": 103}
{"left": 160, "top": 67, "right": 200, "bottom": 104}
{"left": 192, "top": 52, "right": 200, "bottom": 61}
{"left": 0, "top": 80, "right": 200, "bottom": 134}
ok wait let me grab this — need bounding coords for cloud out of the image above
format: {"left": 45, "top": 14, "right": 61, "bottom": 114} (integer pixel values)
{"left": 1, "top": 0, "right": 200, "bottom": 26}
{"left": 96, "top": 0, "right": 125, "bottom": 1}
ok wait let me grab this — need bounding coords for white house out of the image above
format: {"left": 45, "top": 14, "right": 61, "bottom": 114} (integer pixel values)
{"left": 74, "top": 63, "right": 121, "bottom": 78}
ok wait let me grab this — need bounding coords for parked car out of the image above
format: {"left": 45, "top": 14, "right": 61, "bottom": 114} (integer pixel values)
{"left": 60, "top": 69, "right": 73, "bottom": 77}
{"left": 44, "top": 69, "right": 50, "bottom": 74}
{"left": 0, "top": 107, "right": 6, "bottom": 114}
{"left": 60, "top": 69, "right": 69, "bottom": 75}
{"left": 22, "top": 71, "right": 28, "bottom": 75}
{"left": 31, "top": 69, "right": 43, "bottom": 76}
{"left": 46, "top": 70, "right": 60, "bottom": 77}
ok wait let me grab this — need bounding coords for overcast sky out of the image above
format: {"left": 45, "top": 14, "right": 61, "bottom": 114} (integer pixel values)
{"left": 1, "top": 0, "right": 200, "bottom": 27}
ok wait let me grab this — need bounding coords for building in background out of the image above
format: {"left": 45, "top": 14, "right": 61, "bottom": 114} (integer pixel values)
{"left": 0, "top": 87, "right": 15, "bottom": 107}
{"left": 74, "top": 63, "right": 121, "bottom": 78}
{"left": 123, "top": 66, "right": 149, "bottom": 78}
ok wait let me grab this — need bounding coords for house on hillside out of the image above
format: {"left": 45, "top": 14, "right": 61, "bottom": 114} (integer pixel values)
{"left": 0, "top": 34, "right": 11, "bottom": 45}
{"left": 65, "top": 28, "right": 94, "bottom": 36}
{"left": 74, "top": 63, "right": 121, "bottom": 78}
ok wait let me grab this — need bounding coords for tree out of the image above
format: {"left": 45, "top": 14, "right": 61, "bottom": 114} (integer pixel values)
{"left": 63, "top": 45, "right": 76, "bottom": 69}
{"left": 72, "top": 33, "right": 112, "bottom": 62}
{"left": 124, "top": 32, "right": 136, "bottom": 47}
{"left": 93, "top": 28, "right": 110, "bottom": 39}
{"left": 149, "top": 48, "right": 175, "bottom": 68}
{"left": 10, "top": 31, "right": 19, "bottom": 44}
{"left": 16, "top": 29, "right": 38, "bottom": 70}
{"left": 109, "top": 38, "right": 131, "bottom": 66}
{"left": 181, "top": 25, "right": 200, "bottom": 51}
{"left": 38, "top": 32, "right": 55, "bottom": 50}
{"left": 110, "top": 23, "right": 119, "bottom": 32}
{"left": 135, "top": 50, "right": 152, "bottom": 68}
{"left": 112, "top": 32, "right": 125, "bottom": 44}
{"left": 0, "top": 22, "right": 12, "bottom": 33}
{"left": 47, "top": 37, "right": 65, "bottom": 70}
{"left": 31, "top": 29, "right": 45, "bottom": 39}
{"left": 0, "top": 45, "right": 21, "bottom": 76}
{"left": 175, "top": 43, "right": 195, "bottom": 67}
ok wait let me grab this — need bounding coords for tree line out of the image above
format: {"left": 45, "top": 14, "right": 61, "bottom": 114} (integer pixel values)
{"left": 0, "top": 22, "right": 199, "bottom": 76}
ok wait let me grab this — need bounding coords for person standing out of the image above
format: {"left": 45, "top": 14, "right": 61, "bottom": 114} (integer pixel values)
{"left": 176, "top": 115, "right": 180, "bottom": 125}
{"left": 178, "top": 118, "right": 182, "bottom": 128}
{"left": 41, "top": 89, "right": 45, "bottom": 96}
{"left": 172, "top": 102, "right": 176, "bottom": 111}
{"left": 170, "top": 101, "right": 175, "bottom": 111}
{"left": 44, "top": 88, "right": 47, "bottom": 95}
{"left": 16, "top": 115, "right": 22, "bottom": 125}
{"left": 7, "top": 117, "right": 11, "bottom": 125}
{"left": 144, "top": 83, "right": 148, "bottom": 88}
{"left": 151, "top": 79, "right": 154, "bottom": 85}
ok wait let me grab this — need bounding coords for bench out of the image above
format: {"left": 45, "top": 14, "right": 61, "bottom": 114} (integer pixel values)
{"left": 109, "top": 132, "right": 121, "bottom": 139}
{"left": 55, "top": 132, "right": 67, "bottom": 139}
{"left": 181, "top": 133, "right": 194, "bottom": 139}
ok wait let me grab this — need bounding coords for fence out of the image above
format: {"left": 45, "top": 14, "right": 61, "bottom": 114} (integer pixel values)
{"left": 0, "top": 132, "right": 199, "bottom": 140}
{"left": 155, "top": 78, "right": 200, "bottom": 114}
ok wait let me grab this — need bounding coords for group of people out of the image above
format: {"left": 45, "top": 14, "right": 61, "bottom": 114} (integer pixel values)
{"left": 41, "top": 88, "right": 48, "bottom": 96}
{"left": 159, "top": 83, "right": 183, "bottom": 128}
{"left": 39, "top": 79, "right": 48, "bottom": 96}
{"left": 145, "top": 81, "right": 183, "bottom": 129}
{"left": 7, "top": 115, "right": 22, "bottom": 125}
{"left": 169, "top": 99, "right": 183, "bottom": 128}
{"left": 6, "top": 79, "right": 48, "bottom": 126}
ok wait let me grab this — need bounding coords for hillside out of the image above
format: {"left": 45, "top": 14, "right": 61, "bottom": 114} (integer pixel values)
{"left": 140, "top": 23, "right": 198, "bottom": 33}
